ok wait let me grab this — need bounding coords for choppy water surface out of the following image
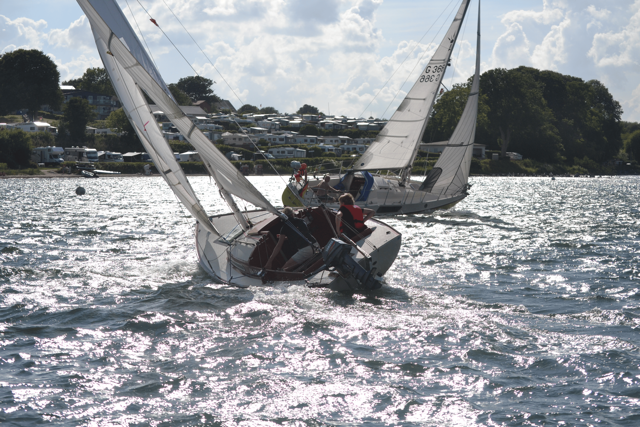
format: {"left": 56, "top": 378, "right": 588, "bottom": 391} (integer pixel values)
{"left": 1, "top": 175, "right": 639, "bottom": 426}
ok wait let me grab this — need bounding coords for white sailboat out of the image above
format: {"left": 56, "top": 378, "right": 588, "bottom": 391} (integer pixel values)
{"left": 283, "top": 0, "right": 480, "bottom": 215}
{"left": 77, "top": 0, "right": 401, "bottom": 291}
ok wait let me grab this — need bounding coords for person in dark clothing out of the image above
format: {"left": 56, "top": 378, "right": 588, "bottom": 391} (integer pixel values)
{"left": 265, "top": 207, "right": 317, "bottom": 271}
{"left": 335, "top": 193, "right": 374, "bottom": 239}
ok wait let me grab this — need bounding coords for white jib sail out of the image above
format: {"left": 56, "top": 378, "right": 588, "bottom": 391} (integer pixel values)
{"left": 428, "top": 0, "right": 480, "bottom": 198}
{"left": 80, "top": 1, "right": 217, "bottom": 234}
{"left": 355, "top": 0, "right": 471, "bottom": 172}
{"left": 78, "top": 0, "right": 280, "bottom": 218}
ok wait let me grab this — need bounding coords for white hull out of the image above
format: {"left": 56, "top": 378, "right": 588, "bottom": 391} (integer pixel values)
{"left": 195, "top": 208, "right": 401, "bottom": 291}
{"left": 284, "top": 175, "right": 468, "bottom": 215}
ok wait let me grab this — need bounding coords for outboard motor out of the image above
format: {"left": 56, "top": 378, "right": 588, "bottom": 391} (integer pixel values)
{"left": 321, "top": 238, "right": 381, "bottom": 290}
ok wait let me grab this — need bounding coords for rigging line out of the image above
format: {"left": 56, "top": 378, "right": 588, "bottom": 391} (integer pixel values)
{"left": 360, "top": 0, "right": 459, "bottom": 119}
{"left": 135, "top": 0, "right": 200, "bottom": 78}
{"left": 379, "top": 0, "right": 460, "bottom": 121}
{"left": 158, "top": 0, "right": 247, "bottom": 109}
{"left": 125, "top": 0, "right": 159, "bottom": 69}
{"left": 135, "top": 0, "right": 292, "bottom": 199}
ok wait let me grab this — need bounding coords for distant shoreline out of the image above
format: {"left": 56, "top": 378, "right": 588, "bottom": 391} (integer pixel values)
{"left": 1, "top": 171, "right": 635, "bottom": 180}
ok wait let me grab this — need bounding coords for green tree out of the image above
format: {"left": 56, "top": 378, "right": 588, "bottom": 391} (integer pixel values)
{"left": 61, "top": 98, "right": 97, "bottom": 143}
{"left": 167, "top": 84, "right": 192, "bottom": 106}
{"left": 105, "top": 108, "right": 143, "bottom": 151}
{"left": 106, "top": 108, "right": 134, "bottom": 135}
{"left": 514, "top": 67, "right": 623, "bottom": 163}
{"left": 299, "top": 124, "right": 319, "bottom": 135}
{"left": 586, "top": 79, "right": 623, "bottom": 160}
{"left": 628, "top": 130, "right": 640, "bottom": 160}
{"left": 30, "top": 131, "right": 55, "bottom": 148}
{"left": 0, "top": 129, "right": 33, "bottom": 168}
{"left": 307, "top": 145, "right": 324, "bottom": 157}
{"left": 425, "top": 80, "right": 490, "bottom": 143}
{"left": 260, "top": 106, "right": 279, "bottom": 114}
{"left": 238, "top": 104, "right": 259, "bottom": 114}
{"left": 63, "top": 67, "right": 114, "bottom": 96}
{"left": 297, "top": 104, "right": 320, "bottom": 115}
{"left": 0, "top": 49, "right": 63, "bottom": 119}
{"left": 481, "top": 68, "right": 561, "bottom": 160}
{"left": 175, "top": 76, "right": 220, "bottom": 103}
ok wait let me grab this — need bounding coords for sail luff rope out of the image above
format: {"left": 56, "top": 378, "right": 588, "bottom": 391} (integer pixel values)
{"left": 367, "top": 0, "right": 459, "bottom": 121}
{"left": 135, "top": 0, "right": 294, "bottom": 205}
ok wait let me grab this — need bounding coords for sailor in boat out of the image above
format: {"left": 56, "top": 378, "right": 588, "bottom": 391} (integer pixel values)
{"left": 312, "top": 174, "right": 340, "bottom": 202}
{"left": 264, "top": 207, "right": 319, "bottom": 272}
{"left": 335, "top": 193, "right": 375, "bottom": 239}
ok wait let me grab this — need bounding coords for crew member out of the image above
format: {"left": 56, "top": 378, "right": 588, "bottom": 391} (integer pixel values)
{"left": 335, "top": 193, "right": 374, "bottom": 239}
{"left": 264, "top": 207, "right": 318, "bottom": 271}
{"left": 312, "top": 174, "right": 340, "bottom": 202}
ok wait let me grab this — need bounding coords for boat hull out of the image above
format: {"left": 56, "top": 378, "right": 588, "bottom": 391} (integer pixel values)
{"left": 195, "top": 208, "right": 401, "bottom": 290}
{"left": 283, "top": 175, "right": 468, "bottom": 215}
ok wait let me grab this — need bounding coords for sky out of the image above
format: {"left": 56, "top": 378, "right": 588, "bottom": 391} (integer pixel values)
{"left": 2, "top": 0, "right": 640, "bottom": 122}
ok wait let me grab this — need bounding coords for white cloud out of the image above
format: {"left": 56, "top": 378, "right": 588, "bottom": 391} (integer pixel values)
{"left": 530, "top": 17, "right": 570, "bottom": 69}
{"left": 0, "top": 15, "right": 48, "bottom": 51}
{"left": 47, "top": 16, "right": 93, "bottom": 51}
{"left": 5, "top": 0, "right": 640, "bottom": 121}
{"left": 588, "top": 3, "right": 640, "bottom": 67}
{"left": 501, "top": 0, "right": 564, "bottom": 26}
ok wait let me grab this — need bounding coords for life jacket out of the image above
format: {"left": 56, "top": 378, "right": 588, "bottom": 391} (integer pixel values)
{"left": 339, "top": 204, "right": 366, "bottom": 235}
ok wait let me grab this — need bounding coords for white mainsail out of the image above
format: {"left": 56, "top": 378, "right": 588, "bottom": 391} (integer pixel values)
{"left": 426, "top": 1, "right": 480, "bottom": 198}
{"left": 355, "top": 0, "right": 471, "bottom": 172}
{"left": 78, "top": 0, "right": 280, "bottom": 223}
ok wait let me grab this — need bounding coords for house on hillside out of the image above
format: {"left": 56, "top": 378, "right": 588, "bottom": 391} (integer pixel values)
{"left": 193, "top": 100, "right": 211, "bottom": 113}
{"left": 268, "top": 147, "right": 306, "bottom": 159}
{"left": 11, "top": 121, "right": 57, "bottom": 134}
{"left": 211, "top": 100, "right": 236, "bottom": 112}
{"left": 56, "top": 88, "right": 121, "bottom": 120}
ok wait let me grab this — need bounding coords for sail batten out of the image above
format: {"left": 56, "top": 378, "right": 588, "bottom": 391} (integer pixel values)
{"left": 354, "top": 0, "right": 471, "bottom": 172}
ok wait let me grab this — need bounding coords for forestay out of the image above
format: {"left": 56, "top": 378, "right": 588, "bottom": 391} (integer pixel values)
{"left": 78, "top": 0, "right": 280, "bottom": 219}
{"left": 428, "top": 0, "right": 480, "bottom": 198}
{"left": 355, "top": 0, "right": 471, "bottom": 172}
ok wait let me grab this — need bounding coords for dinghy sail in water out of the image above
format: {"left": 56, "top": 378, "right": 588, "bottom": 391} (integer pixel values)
{"left": 77, "top": 0, "right": 401, "bottom": 291}
{"left": 283, "top": 0, "right": 481, "bottom": 215}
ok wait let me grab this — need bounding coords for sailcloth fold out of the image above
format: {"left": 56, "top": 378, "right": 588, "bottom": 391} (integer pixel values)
{"left": 78, "top": 0, "right": 280, "bottom": 220}
{"left": 355, "top": 0, "right": 471, "bottom": 172}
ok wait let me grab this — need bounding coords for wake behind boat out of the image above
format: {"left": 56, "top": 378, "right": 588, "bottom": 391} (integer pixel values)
{"left": 77, "top": 0, "right": 401, "bottom": 291}
{"left": 283, "top": 0, "right": 480, "bottom": 215}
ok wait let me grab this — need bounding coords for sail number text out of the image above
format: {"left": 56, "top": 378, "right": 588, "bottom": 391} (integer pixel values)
{"left": 420, "top": 65, "right": 445, "bottom": 83}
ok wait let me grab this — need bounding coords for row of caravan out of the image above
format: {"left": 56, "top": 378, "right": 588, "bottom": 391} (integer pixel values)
{"left": 31, "top": 146, "right": 123, "bottom": 165}
{"left": 31, "top": 146, "right": 203, "bottom": 166}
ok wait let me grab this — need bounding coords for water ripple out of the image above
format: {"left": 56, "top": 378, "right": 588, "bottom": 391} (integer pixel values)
{"left": 1, "top": 176, "right": 639, "bottom": 425}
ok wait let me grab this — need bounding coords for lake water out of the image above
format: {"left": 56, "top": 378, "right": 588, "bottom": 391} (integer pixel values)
{"left": 1, "top": 175, "right": 639, "bottom": 426}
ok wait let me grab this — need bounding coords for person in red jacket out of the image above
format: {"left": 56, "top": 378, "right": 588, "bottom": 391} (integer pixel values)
{"left": 335, "top": 193, "right": 374, "bottom": 239}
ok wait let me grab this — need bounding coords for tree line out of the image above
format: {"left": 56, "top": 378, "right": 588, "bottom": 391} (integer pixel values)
{"left": 426, "top": 66, "right": 629, "bottom": 164}
{"left": 1, "top": 49, "right": 637, "bottom": 170}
